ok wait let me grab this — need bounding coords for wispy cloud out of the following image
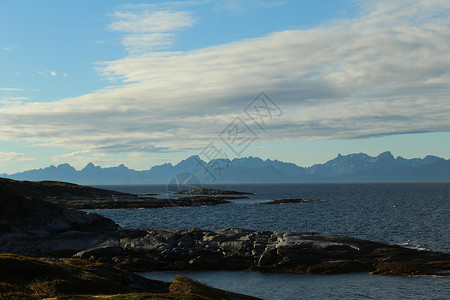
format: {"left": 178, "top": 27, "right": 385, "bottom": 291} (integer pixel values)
{"left": 214, "top": 0, "right": 285, "bottom": 15}
{"left": 0, "top": 96, "right": 28, "bottom": 106}
{"left": 36, "top": 70, "right": 60, "bottom": 77}
{"left": 0, "top": 88, "right": 24, "bottom": 91}
{"left": 0, "top": 97, "right": 27, "bottom": 101}
{"left": 255, "top": 146, "right": 282, "bottom": 151}
{"left": 3, "top": 45, "right": 18, "bottom": 52}
{"left": 109, "top": 9, "right": 195, "bottom": 54}
{"left": 0, "top": 152, "right": 34, "bottom": 162}
{"left": 0, "top": 0, "right": 449, "bottom": 156}
{"left": 61, "top": 150, "right": 91, "bottom": 158}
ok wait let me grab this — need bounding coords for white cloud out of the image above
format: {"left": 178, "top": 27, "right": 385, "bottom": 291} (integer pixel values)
{"left": 0, "top": 0, "right": 449, "bottom": 156}
{"left": 0, "top": 152, "right": 34, "bottom": 162}
{"left": 109, "top": 10, "right": 194, "bottom": 33}
{"left": 36, "top": 70, "right": 61, "bottom": 77}
{"left": 121, "top": 32, "right": 176, "bottom": 53}
{"left": 3, "top": 45, "right": 18, "bottom": 52}
{"left": 0, "top": 88, "right": 24, "bottom": 91}
{"left": 0, "top": 97, "right": 27, "bottom": 101}
{"left": 61, "top": 150, "right": 91, "bottom": 158}
{"left": 109, "top": 9, "right": 195, "bottom": 54}
{"left": 255, "top": 146, "right": 282, "bottom": 151}
{"left": 0, "top": 96, "right": 28, "bottom": 106}
{"left": 214, "top": 0, "right": 285, "bottom": 15}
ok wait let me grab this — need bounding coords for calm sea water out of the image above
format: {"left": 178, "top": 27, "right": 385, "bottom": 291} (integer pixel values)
{"left": 140, "top": 271, "right": 450, "bottom": 300}
{"left": 90, "top": 182, "right": 450, "bottom": 299}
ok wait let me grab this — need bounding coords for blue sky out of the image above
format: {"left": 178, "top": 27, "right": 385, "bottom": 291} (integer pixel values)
{"left": 1, "top": 0, "right": 450, "bottom": 173}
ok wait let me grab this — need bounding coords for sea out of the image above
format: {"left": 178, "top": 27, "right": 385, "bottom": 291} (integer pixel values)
{"left": 89, "top": 182, "right": 450, "bottom": 299}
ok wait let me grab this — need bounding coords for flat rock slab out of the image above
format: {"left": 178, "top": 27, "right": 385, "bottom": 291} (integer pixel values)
{"left": 62, "top": 196, "right": 233, "bottom": 209}
{"left": 4, "top": 227, "right": 448, "bottom": 277}
{"left": 176, "top": 188, "right": 253, "bottom": 195}
{"left": 73, "top": 228, "right": 450, "bottom": 276}
{"left": 259, "top": 198, "right": 327, "bottom": 204}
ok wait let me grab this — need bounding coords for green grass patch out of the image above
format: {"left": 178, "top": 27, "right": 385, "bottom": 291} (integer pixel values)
{"left": 169, "top": 274, "right": 235, "bottom": 299}
{"left": 0, "top": 253, "right": 256, "bottom": 299}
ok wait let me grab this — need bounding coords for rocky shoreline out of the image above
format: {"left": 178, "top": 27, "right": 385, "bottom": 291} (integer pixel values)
{"left": 3, "top": 226, "right": 448, "bottom": 277}
{"left": 1, "top": 178, "right": 449, "bottom": 279}
{"left": 176, "top": 188, "right": 253, "bottom": 195}
{"left": 258, "top": 198, "right": 327, "bottom": 204}
{"left": 61, "top": 195, "right": 237, "bottom": 209}
{"left": 0, "top": 178, "right": 247, "bottom": 209}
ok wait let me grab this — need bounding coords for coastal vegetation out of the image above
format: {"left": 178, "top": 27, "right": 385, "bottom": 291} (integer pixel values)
{"left": 0, "top": 254, "right": 260, "bottom": 299}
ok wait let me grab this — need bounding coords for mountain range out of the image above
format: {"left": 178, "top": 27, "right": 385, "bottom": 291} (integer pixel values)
{"left": 2, "top": 151, "right": 450, "bottom": 185}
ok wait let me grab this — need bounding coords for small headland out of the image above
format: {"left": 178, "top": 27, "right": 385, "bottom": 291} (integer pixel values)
{"left": 258, "top": 198, "right": 326, "bottom": 204}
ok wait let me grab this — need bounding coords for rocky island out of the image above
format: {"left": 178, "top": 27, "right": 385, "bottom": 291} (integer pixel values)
{"left": 1, "top": 178, "right": 449, "bottom": 298}
{"left": 0, "top": 178, "right": 238, "bottom": 209}
{"left": 259, "top": 198, "right": 326, "bottom": 204}
{"left": 176, "top": 188, "right": 253, "bottom": 195}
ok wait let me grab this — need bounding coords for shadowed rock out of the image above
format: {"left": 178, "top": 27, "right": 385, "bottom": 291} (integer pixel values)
{"left": 62, "top": 196, "right": 233, "bottom": 209}
{"left": 0, "top": 180, "right": 118, "bottom": 233}
{"left": 70, "top": 228, "right": 449, "bottom": 276}
{"left": 176, "top": 188, "right": 252, "bottom": 195}
{"left": 259, "top": 198, "right": 326, "bottom": 204}
{"left": 0, "top": 178, "right": 234, "bottom": 209}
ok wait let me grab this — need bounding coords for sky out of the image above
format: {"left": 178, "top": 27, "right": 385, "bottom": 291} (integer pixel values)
{"left": 1, "top": 0, "right": 450, "bottom": 173}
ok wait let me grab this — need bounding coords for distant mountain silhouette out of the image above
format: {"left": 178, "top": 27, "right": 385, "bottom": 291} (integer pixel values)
{"left": 2, "top": 151, "right": 450, "bottom": 184}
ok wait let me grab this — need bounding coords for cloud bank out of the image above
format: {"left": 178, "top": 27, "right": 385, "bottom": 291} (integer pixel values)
{"left": 1, "top": 0, "right": 449, "bottom": 157}
{"left": 0, "top": 152, "right": 34, "bottom": 162}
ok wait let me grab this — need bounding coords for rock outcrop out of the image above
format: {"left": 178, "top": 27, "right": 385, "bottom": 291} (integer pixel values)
{"left": 0, "top": 180, "right": 118, "bottom": 233}
{"left": 0, "top": 177, "right": 135, "bottom": 202}
{"left": 0, "top": 178, "right": 235, "bottom": 209}
{"left": 62, "top": 196, "right": 233, "bottom": 209}
{"left": 176, "top": 188, "right": 252, "bottom": 195}
{"left": 71, "top": 228, "right": 450, "bottom": 276}
{"left": 259, "top": 198, "right": 326, "bottom": 204}
{"left": 2, "top": 225, "right": 449, "bottom": 276}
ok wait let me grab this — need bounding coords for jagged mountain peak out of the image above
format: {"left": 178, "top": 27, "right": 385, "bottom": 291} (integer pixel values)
{"left": 423, "top": 155, "right": 443, "bottom": 162}
{"left": 2, "top": 152, "right": 449, "bottom": 184}
{"left": 331, "top": 152, "right": 371, "bottom": 161}
{"left": 56, "top": 163, "right": 76, "bottom": 171}
{"left": 82, "top": 162, "right": 100, "bottom": 171}
{"left": 376, "top": 151, "right": 395, "bottom": 160}
{"left": 231, "top": 156, "right": 264, "bottom": 164}
{"left": 150, "top": 162, "right": 173, "bottom": 170}
{"left": 175, "top": 155, "right": 203, "bottom": 167}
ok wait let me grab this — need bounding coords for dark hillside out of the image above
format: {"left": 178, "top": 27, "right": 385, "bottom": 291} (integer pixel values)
{"left": 0, "top": 180, "right": 117, "bottom": 233}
